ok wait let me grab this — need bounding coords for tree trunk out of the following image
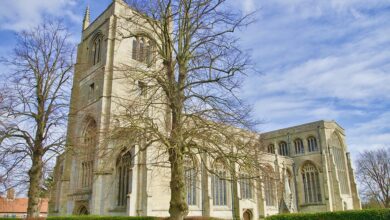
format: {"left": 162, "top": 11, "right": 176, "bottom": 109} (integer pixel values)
{"left": 201, "top": 152, "right": 210, "bottom": 216}
{"left": 231, "top": 167, "right": 240, "bottom": 220}
{"left": 168, "top": 147, "right": 188, "bottom": 220}
{"left": 27, "top": 150, "right": 43, "bottom": 217}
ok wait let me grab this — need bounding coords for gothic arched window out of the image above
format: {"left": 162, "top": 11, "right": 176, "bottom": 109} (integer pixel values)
{"left": 307, "top": 136, "right": 318, "bottom": 152}
{"left": 117, "top": 149, "right": 133, "bottom": 207}
{"left": 331, "top": 133, "right": 349, "bottom": 194}
{"left": 81, "top": 120, "right": 96, "bottom": 188}
{"left": 267, "top": 144, "right": 275, "bottom": 154}
{"left": 145, "top": 41, "right": 152, "bottom": 64}
{"left": 294, "top": 138, "right": 304, "bottom": 154}
{"left": 91, "top": 35, "right": 102, "bottom": 65}
{"left": 240, "top": 173, "right": 253, "bottom": 199}
{"left": 263, "top": 166, "right": 276, "bottom": 206}
{"left": 302, "top": 163, "right": 322, "bottom": 203}
{"left": 184, "top": 155, "right": 197, "bottom": 206}
{"left": 132, "top": 38, "right": 138, "bottom": 60}
{"left": 131, "top": 37, "right": 154, "bottom": 65}
{"left": 139, "top": 39, "right": 145, "bottom": 62}
{"left": 279, "top": 141, "right": 289, "bottom": 156}
{"left": 212, "top": 159, "right": 228, "bottom": 206}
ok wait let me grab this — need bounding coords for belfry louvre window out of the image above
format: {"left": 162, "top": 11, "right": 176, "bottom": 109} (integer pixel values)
{"left": 279, "top": 141, "right": 289, "bottom": 156}
{"left": 212, "top": 160, "right": 228, "bottom": 206}
{"left": 240, "top": 173, "right": 253, "bottom": 199}
{"left": 267, "top": 144, "right": 275, "bottom": 154}
{"left": 307, "top": 136, "right": 318, "bottom": 152}
{"left": 91, "top": 35, "right": 102, "bottom": 65}
{"left": 302, "top": 163, "right": 322, "bottom": 203}
{"left": 132, "top": 38, "right": 154, "bottom": 65}
{"left": 263, "top": 170, "right": 276, "bottom": 206}
{"left": 117, "top": 150, "right": 133, "bottom": 207}
{"left": 184, "top": 156, "right": 197, "bottom": 206}
{"left": 294, "top": 138, "right": 304, "bottom": 154}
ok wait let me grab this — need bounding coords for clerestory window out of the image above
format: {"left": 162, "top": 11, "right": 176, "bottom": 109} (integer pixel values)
{"left": 279, "top": 141, "right": 289, "bottom": 156}
{"left": 294, "top": 138, "right": 304, "bottom": 154}
{"left": 267, "top": 144, "right": 275, "bottom": 154}
{"left": 307, "top": 137, "right": 318, "bottom": 152}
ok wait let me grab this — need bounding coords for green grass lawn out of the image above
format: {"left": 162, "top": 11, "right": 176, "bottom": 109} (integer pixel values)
{"left": 265, "top": 209, "right": 390, "bottom": 220}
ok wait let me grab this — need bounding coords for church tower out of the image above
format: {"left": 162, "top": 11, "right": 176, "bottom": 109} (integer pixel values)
{"left": 52, "top": 0, "right": 155, "bottom": 215}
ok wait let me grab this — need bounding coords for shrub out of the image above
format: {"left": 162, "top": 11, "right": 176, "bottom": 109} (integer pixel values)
{"left": 0, "top": 217, "right": 157, "bottom": 220}
{"left": 47, "top": 217, "right": 157, "bottom": 220}
{"left": 0, "top": 216, "right": 223, "bottom": 220}
{"left": 159, "top": 217, "right": 220, "bottom": 220}
{"left": 48, "top": 217, "right": 221, "bottom": 220}
{"left": 265, "top": 209, "right": 390, "bottom": 220}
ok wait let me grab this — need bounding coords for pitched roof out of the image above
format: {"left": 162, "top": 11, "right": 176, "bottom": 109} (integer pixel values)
{"left": 0, "top": 197, "right": 48, "bottom": 213}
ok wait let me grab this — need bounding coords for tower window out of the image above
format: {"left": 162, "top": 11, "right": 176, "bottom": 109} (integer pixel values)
{"left": 80, "top": 120, "right": 96, "bottom": 188}
{"left": 132, "top": 38, "right": 154, "bottom": 65}
{"left": 91, "top": 35, "right": 102, "bottom": 65}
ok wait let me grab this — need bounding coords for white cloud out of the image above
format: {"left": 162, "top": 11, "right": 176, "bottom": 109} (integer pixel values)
{"left": 238, "top": 0, "right": 390, "bottom": 159}
{"left": 242, "top": 0, "right": 255, "bottom": 14}
{"left": 0, "top": 0, "right": 80, "bottom": 31}
{"left": 347, "top": 112, "right": 390, "bottom": 160}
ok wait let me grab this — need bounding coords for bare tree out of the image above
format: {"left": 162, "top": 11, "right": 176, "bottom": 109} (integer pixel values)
{"left": 105, "top": 1, "right": 259, "bottom": 219}
{"left": 356, "top": 148, "right": 390, "bottom": 208}
{"left": 0, "top": 20, "right": 73, "bottom": 217}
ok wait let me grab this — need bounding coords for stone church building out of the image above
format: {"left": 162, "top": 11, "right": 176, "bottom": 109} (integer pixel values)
{"left": 50, "top": 0, "right": 361, "bottom": 219}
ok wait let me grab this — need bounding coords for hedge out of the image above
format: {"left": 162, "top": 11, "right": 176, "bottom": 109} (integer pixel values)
{"left": 0, "top": 216, "right": 221, "bottom": 220}
{"left": 48, "top": 217, "right": 157, "bottom": 220}
{"left": 0, "top": 217, "right": 156, "bottom": 220}
{"left": 265, "top": 209, "right": 390, "bottom": 220}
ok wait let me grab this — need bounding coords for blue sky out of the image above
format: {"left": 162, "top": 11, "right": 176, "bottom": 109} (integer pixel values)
{"left": 0, "top": 0, "right": 389, "bottom": 161}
